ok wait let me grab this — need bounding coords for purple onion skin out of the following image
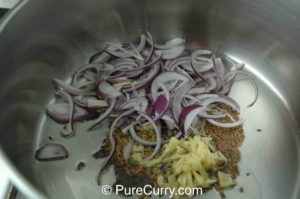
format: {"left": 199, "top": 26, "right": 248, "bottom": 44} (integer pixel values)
{"left": 178, "top": 104, "right": 201, "bottom": 136}
{"left": 151, "top": 95, "right": 169, "bottom": 118}
{"left": 46, "top": 110, "right": 99, "bottom": 124}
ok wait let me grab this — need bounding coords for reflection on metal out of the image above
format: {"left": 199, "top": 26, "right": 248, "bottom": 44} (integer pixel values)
{"left": 228, "top": 54, "right": 288, "bottom": 108}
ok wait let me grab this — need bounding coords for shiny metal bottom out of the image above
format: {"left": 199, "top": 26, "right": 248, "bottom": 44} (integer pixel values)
{"left": 0, "top": 0, "right": 300, "bottom": 199}
{"left": 32, "top": 64, "right": 300, "bottom": 199}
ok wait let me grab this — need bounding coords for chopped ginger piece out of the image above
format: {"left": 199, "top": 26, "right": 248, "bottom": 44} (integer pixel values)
{"left": 144, "top": 135, "right": 227, "bottom": 193}
{"left": 218, "top": 171, "right": 235, "bottom": 188}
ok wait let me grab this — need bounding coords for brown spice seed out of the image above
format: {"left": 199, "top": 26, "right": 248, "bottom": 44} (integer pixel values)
{"left": 204, "top": 104, "right": 245, "bottom": 179}
{"left": 239, "top": 187, "right": 244, "bottom": 193}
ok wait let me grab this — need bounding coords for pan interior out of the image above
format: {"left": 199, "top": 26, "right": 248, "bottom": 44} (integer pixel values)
{"left": 0, "top": 1, "right": 300, "bottom": 199}
{"left": 33, "top": 58, "right": 300, "bottom": 199}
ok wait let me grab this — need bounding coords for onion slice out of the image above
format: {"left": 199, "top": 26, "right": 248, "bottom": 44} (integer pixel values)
{"left": 136, "top": 112, "right": 161, "bottom": 160}
{"left": 157, "top": 44, "right": 185, "bottom": 60}
{"left": 151, "top": 72, "right": 190, "bottom": 100}
{"left": 212, "top": 56, "right": 225, "bottom": 88}
{"left": 97, "top": 109, "right": 135, "bottom": 184}
{"left": 118, "top": 98, "right": 149, "bottom": 112}
{"left": 46, "top": 103, "right": 97, "bottom": 123}
{"left": 207, "top": 118, "right": 245, "bottom": 128}
{"left": 35, "top": 143, "right": 69, "bottom": 161}
{"left": 178, "top": 104, "right": 202, "bottom": 135}
{"left": 89, "top": 51, "right": 111, "bottom": 63}
{"left": 53, "top": 79, "right": 93, "bottom": 95}
{"left": 190, "top": 50, "right": 210, "bottom": 83}
{"left": 88, "top": 98, "right": 117, "bottom": 131}
{"left": 122, "top": 63, "right": 161, "bottom": 93}
{"left": 152, "top": 95, "right": 168, "bottom": 119}
{"left": 57, "top": 90, "right": 75, "bottom": 137}
{"left": 201, "top": 97, "right": 240, "bottom": 113}
{"left": 97, "top": 81, "right": 122, "bottom": 99}
{"left": 155, "top": 38, "right": 185, "bottom": 50}
{"left": 129, "top": 122, "right": 180, "bottom": 146}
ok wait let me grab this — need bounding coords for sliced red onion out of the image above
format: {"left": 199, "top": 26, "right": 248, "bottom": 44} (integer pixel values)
{"left": 72, "top": 62, "right": 102, "bottom": 86}
{"left": 184, "top": 94, "right": 203, "bottom": 105}
{"left": 190, "top": 51, "right": 209, "bottom": 83}
{"left": 53, "top": 79, "right": 94, "bottom": 95}
{"left": 122, "top": 63, "right": 161, "bottom": 93}
{"left": 152, "top": 95, "right": 168, "bottom": 118}
{"left": 207, "top": 117, "right": 245, "bottom": 128}
{"left": 123, "top": 140, "right": 133, "bottom": 160}
{"left": 198, "top": 108, "right": 226, "bottom": 119}
{"left": 83, "top": 71, "right": 97, "bottom": 81}
{"left": 138, "top": 89, "right": 146, "bottom": 97}
{"left": 157, "top": 44, "right": 185, "bottom": 60}
{"left": 178, "top": 104, "right": 202, "bottom": 135}
{"left": 57, "top": 90, "right": 75, "bottom": 137}
{"left": 161, "top": 114, "right": 179, "bottom": 129}
{"left": 201, "top": 97, "right": 240, "bottom": 113}
{"left": 172, "top": 81, "right": 195, "bottom": 122}
{"left": 212, "top": 56, "right": 225, "bottom": 88}
{"left": 154, "top": 38, "right": 185, "bottom": 50}
{"left": 109, "top": 58, "right": 136, "bottom": 67}
{"left": 218, "top": 94, "right": 240, "bottom": 111}
{"left": 129, "top": 122, "right": 179, "bottom": 146}
{"left": 106, "top": 77, "right": 132, "bottom": 84}
{"left": 164, "top": 56, "right": 190, "bottom": 71}
{"left": 175, "top": 65, "right": 194, "bottom": 81}
{"left": 120, "top": 120, "right": 135, "bottom": 134}
{"left": 105, "top": 71, "right": 126, "bottom": 80}
{"left": 215, "top": 57, "right": 226, "bottom": 77}
{"left": 187, "top": 77, "right": 217, "bottom": 95}
{"left": 105, "top": 42, "right": 144, "bottom": 61}
{"left": 88, "top": 98, "right": 117, "bottom": 131}
{"left": 151, "top": 79, "right": 170, "bottom": 120}
{"left": 225, "top": 70, "right": 258, "bottom": 107}
{"left": 122, "top": 51, "right": 163, "bottom": 72}
{"left": 98, "top": 109, "right": 135, "bottom": 182}
{"left": 104, "top": 64, "right": 136, "bottom": 79}
{"left": 118, "top": 98, "right": 149, "bottom": 112}
{"left": 73, "top": 78, "right": 95, "bottom": 90}
{"left": 191, "top": 56, "right": 213, "bottom": 73}
{"left": 193, "top": 49, "right": 212, "bottom": 56}
{"left": 151, "top": 72, "right": 190, "bottom": 100}
{"left": 196, "top": 94, "right": 219, "bottom": 101}
{"left": 87, "top": 99, "right": 109, "bottom": 108}
{"left": 97, "top": 81, "right": 122, "bottom": 99}
{"left": 47, "top": 103, "right": 98, "bottom": 123}
{"left": 45, "top": 33, "right": 256, "bottom": 175}
{"left": 133, "top": 112, "right": 161, "bottom": 160}
{"left": 136, "top": 34, "right": 146, "bottom": 52}
{"left": 89, "top": 51, "right": 111, "bottom": 63}
{"left": 73, "top": 95, "right": 98, "bottom": 108}
{"left": 124, "top": 68, "right": 145, "bottom": 79}
{"left": 35, "top": 143, "right": 69, "bottom": 161}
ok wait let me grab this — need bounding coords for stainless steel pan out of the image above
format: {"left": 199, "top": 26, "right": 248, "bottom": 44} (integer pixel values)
{"left": 0, "top": 0, "right": 299, "bottom": 198}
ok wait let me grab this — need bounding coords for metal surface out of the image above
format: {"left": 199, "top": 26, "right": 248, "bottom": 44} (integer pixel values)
{"left": 0, "top": 0, "right": 20, "bottom": 9}
{"left": 0, "top": 0, "right": 300, "bottom": 198}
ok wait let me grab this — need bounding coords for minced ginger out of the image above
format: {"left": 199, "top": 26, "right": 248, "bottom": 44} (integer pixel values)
{"left": 141, "top": 135, "right": 234, "bottom": 194}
